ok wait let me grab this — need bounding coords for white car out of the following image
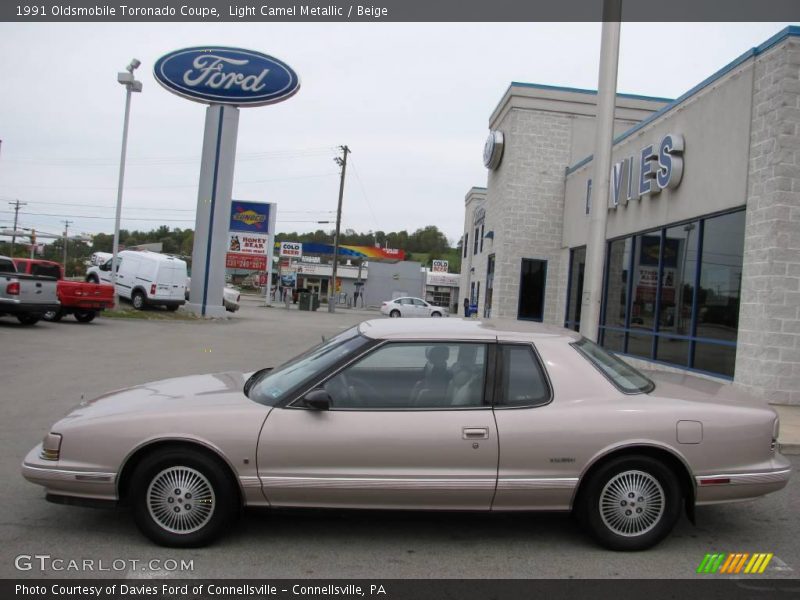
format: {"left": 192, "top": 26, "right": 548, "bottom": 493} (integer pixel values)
{"left": 380, "top": 297, "right": 448, "bottom": 318}
{"left": 185, "top": 277, "right": 241, "bottom": 313}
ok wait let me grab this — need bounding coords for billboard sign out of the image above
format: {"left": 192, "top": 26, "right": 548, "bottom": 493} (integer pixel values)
{"left": 431, "top": 259, "right": 449, "bottom": 273}
{"left": 228, "top": 232, "right": 268, "bottom": 255}
{"left": 226, "top": 253, "right": 267, "bottom": 270}
{"left": 230, "top": 201, "right": 270, "bottom": 233}
{"left": 154, "top": 47, "right": 300, "bottom": 107}
{"left": 280, "top": 242, "right": 303, "bottom": 257}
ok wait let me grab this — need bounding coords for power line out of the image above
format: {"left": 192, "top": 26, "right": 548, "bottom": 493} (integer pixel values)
{"left": 17, "top": 201, "right": 335, "bottom": 214}
{"left": 3, "top": 147, "right": 339, "bottom": 167}
{"left": 348, "top": 157, "right": 382, "bottom": 233}
{"left": 4, "top": 172, "right": 340, "bottom": 192}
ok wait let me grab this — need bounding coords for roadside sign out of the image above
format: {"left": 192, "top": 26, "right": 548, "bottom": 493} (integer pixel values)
{"left": 432, "top": 259, "right": 449, "bottom": 273}
{"left": 280, "top": 241, "right": 303, "bottom": 257}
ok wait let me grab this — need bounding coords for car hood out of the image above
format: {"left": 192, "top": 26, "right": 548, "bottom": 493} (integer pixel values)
{"left": 62, "top": 371, "right": 254, "bottom": 422}
{"left": 644, "top": 370, "right": 771, "bottom": 409}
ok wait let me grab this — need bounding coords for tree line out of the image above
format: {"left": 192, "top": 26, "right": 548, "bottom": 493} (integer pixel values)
{"left": 0, "top": 224, "right": 461, "bottom": 275}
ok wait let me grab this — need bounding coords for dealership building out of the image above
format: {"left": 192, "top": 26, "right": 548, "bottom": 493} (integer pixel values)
{"left": 460, "top": 26, "right": 800, "bottom": 404}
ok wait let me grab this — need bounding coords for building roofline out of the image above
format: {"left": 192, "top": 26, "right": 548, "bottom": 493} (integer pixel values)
{"left": 565, "top": 25, "right": 800, "bottom": 175}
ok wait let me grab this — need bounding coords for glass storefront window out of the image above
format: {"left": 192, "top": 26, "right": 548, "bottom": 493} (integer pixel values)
{"left": 602, "top": 238, "right": 632, "bottom": 330}
{"left": 659, "top": 223, "right": 698, "bottom": 337}
{"left": 697, "top": 211, "right": 745, "bottom": 344}
{"left": 597, "top": 209, "right": 745, "bottom": 379}
{"left": 565, "top": 247, "right": 586, "bottom": 331}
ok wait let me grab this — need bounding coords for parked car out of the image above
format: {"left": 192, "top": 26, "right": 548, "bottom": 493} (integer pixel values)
{"left": 0, "top": 255, "right": 59, "bottom": 325}
{"left": 86, "top": 250, "right": 186, "bottom": 311}
{"left": 21, "top": 319, "right": 790, "bottom": 549}
{"left": 185, "top": 277, "right": 241, "bottom": 312}
{"left": 380, "top": 296, "right": 448, "bottom": 318}
{"left": 13, "top": 258, "right": 114, "bottom": 323}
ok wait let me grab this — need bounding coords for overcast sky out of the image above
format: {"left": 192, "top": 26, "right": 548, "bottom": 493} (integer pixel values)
{"left": 0, "top": 21, "right": 794, "bottom": 245}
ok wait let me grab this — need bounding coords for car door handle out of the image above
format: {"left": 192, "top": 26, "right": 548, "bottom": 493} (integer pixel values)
{"left": 462, "top": 427, "right": 489, "bottom": 440}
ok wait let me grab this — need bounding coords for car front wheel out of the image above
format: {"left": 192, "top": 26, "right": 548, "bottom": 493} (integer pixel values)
{"left": 431, "top": 311, "right": 442, "bottom": 317}
{"left": 130, "top": 448, "right": 238, "bottom": 548}
{"left": 131, "top": 291, "right": 146, "bottom": 310}
{"left": 577, "top": 455, "right": 681, "bottom": 551}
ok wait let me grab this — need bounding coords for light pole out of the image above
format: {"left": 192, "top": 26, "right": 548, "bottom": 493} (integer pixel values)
{"left": 112, "top": 59, "right": 142, "bottom": 296}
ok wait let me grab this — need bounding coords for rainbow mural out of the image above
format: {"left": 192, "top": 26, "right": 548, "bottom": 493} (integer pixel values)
{"left": 275, "top": 242, "right": 405, "bottom": 261}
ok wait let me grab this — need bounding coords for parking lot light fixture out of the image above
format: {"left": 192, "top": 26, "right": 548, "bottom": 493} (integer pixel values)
{"left": 111, "top": 59, "right": 142, "bottom": 296}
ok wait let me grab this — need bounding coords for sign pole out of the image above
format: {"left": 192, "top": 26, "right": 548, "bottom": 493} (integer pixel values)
{"left": 264, "top": 205, "right": 277, "bottom": 306}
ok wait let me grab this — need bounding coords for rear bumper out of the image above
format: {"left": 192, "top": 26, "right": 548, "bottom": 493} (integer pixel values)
{"left": 21, "top": 444, "right": 118, "bottom": 503}
{"left": 695, "top": 456, "right": 792, "bottom": 505}
{"left": 0, "top": 300, "right": 60, "bottom": 315}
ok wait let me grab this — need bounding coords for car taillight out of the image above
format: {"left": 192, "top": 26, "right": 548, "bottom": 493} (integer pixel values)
{"left": 150, "top": 284, "right": 156, "bottom": 295}
{"left": 6, "top": 282, "right": 20, "bottom": 295}
{"left": 40, "top": 433, "right": 62, "bottom": 461}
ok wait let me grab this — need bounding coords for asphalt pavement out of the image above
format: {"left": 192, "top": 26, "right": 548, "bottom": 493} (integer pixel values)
{"left": 1, "top": 296, "right": 797, "bottom": 580}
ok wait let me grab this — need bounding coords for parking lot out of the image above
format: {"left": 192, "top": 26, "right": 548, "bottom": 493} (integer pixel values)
{"left": 1, "top": 295, "right": 798, "bottom": 580}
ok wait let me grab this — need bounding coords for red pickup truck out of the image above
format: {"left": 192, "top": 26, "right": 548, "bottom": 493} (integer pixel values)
{"left": 13, "top": 259, "right": 115, "bottom": 323}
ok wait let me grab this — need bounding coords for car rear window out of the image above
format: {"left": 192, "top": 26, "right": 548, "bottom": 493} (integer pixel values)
{"left": 571, "top": 338, "right": 654, "bottom": 394}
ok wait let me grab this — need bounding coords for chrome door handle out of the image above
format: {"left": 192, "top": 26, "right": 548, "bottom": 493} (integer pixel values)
{"left": 462, "top": 427, "right": 489, "bottom": 440}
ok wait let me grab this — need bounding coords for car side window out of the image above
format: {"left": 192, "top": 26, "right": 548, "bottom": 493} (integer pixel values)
{"left": 412, "top": 299, "right": 426, "bottom": 307}
{"left": 496, "top": 344, "right": 551, "bottom": 408}
{"left": 323, "top": 342, "right": 487, "bottom": 409}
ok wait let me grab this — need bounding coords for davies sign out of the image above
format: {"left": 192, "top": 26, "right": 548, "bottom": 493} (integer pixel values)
{"left": 154, "top": 47, "right": 300, "bottom": 106}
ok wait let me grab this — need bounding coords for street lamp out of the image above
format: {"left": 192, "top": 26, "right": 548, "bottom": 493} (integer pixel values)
{"left": 111, "top": 59, "right": 142, "bottom": 295}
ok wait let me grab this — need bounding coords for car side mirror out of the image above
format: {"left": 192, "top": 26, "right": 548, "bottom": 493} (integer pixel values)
{"left": 302, "top": 389, "right": 332, "bottom": 411}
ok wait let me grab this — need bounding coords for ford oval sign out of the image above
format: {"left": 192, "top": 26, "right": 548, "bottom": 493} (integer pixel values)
{"left": 154, "top": 47, "right": 300, "bottom": 107}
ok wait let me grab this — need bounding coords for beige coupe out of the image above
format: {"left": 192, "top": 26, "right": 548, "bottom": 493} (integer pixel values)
{"left": 22, "top": 319, "right": 791, "bottom": 550}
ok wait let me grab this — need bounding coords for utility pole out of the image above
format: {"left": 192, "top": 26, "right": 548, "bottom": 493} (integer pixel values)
{"left": 328, "top": 145, "right": 350, "bottom": 313}
{"left": 9, "top": 200, "right": 27, "bottom": 257}
{"left": 62, "top": 219, "right": 72, "bottom": 276}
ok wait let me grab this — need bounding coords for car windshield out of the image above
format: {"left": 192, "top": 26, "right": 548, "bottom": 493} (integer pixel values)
{"left": 571, "top": 338, "right": 655, "bottom": 394}
{"left": 247, "top": 326, "right": 372, "bottom": 405}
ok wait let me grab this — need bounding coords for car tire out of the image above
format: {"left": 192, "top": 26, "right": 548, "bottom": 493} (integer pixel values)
{"left": 431, "top": 311, "right": 442, "bottom": 317}
{"left": 132, "top": 291, "right": 146, "bottom": 310}
{"left": 16, "top": 313, "right": 40, "bottom": 325}
{"left": 74, "top": 310, "right": 96, "bottom": 323}
{"left": 390, "top": 309, "right": 401, "bottom": 318}
{"left": 577, "top": 455, "right": 682, "bottom": 551}
{"left": 129, "top": 448, "right": 239, "bottom": 548}
{"left": 86, "top": 275, "right": 99, "bottom": 284}
{"left": 43, "top": 309, "right": 64, "bottom": 322}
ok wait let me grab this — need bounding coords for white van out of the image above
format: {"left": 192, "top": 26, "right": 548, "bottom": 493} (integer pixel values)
{"left": 86, "top": 250, "right": 187, "bottom": 310}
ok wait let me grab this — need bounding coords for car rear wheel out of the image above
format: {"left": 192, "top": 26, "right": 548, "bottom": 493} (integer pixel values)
{"left": 577, "top": 455, "right": 681, "bottom": 551}
{"left": 16, "top": 313, "right": 40, "bottom": 325}
{"left": 131, "top": 291, "right": 146, "bottom": 310}
{"left": 43, "top": 309, "right": 64, "bottom": 322}
{"left": 74, "top": 310, "right": 96, "bottom": 323}
{"left": 390, "top": 309, "right": 401, "bottom": 318}
{"left": 130, "top": 448, "right": 238, "bottom": 548}
{"left": 86, "top": 275, "right": 99, "bottom": 284}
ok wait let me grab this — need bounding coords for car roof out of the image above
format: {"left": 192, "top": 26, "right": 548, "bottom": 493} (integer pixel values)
{"left": 359, "top": 318, "right": 582, "bottom": 342}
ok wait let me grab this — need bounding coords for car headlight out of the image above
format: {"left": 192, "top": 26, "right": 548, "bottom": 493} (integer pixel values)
{"left": 40, "top": 433, "right": 62, "bottom": 461}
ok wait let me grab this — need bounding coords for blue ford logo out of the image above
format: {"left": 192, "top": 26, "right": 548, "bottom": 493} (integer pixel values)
{"left": 154, "top": 46, "right": 300, "bottom": 107}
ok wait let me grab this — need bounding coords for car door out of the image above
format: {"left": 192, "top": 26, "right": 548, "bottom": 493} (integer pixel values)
{"left": 257, "top": 341, "right": 498, "bottom": 510}
{"left": 490, "top": 341, "right": 580, "bottom": 511}
{"left": 411, "top": 298, "right": 430, "bottom": 317}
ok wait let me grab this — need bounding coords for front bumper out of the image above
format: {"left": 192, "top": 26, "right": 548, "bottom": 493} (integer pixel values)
{"left": 695, "top": 454, "right": 792, "bottom": 505}
{"left": 21, "top": 444, "right": 118, "bottom": 502}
